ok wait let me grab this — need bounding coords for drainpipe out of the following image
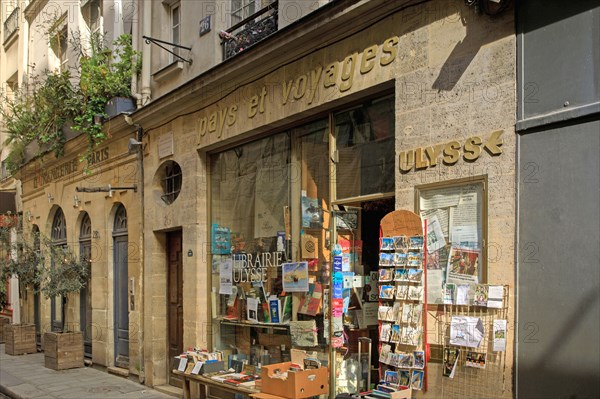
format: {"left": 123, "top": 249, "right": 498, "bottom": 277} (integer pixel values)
{"left": 136, "top": 124, "right": 145, "bottom": 384}
{"left": 140, "top": 0, "right": 152, "bottom": 106}
{"left": 131, "top": 0, "right": 139, "bottom": 107}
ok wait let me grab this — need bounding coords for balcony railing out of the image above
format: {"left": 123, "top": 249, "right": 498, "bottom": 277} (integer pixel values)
{"left": 221, "top": 1, "right": 278, "bottom": 61}
{"left": 3, "top": 7, "right": 19, "bottom": 44}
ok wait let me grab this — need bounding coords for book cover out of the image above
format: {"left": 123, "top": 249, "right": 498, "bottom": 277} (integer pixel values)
{"left": 443, "top": 348, "right": 460, "bottom": 378}
{"left": 413, "top": 351, "right": 425, "bottom": 369}
{"left": 269, "top": 297, "right": 281, "bottom": 323}
{"left": 466, "top": 351, "right": 487, "bottom": 369}
{"left": 474, "top": 284, "right": 488, "bottom": 307}
{"left": 411, "top": 370, "right": 424, "bottom": 390}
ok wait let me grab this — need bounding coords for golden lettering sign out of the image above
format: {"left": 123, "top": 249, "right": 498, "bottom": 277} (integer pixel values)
{"left": 197, "top": 35, "right": 401, "bottom": 144}
{"left": 399, "top": 130, "right": 504, "bottom": 173}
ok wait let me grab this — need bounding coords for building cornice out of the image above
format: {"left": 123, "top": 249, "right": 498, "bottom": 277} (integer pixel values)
{"left": 131, "top": 0, "right": 421, "bottom": 131}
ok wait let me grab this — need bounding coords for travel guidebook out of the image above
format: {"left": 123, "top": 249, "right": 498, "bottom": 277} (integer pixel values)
{"left": 443, "top": 348, "right": 460, "bottom": 378}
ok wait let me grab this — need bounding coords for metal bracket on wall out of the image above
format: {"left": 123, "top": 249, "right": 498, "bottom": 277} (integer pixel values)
{"left": 142, "top": 35, "right": 193, "bottom": 64}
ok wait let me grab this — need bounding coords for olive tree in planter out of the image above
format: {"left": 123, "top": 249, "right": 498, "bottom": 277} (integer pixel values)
{"left": 0, "top": 228, "right": 43, "bottom": 355}
{"left": 40, "top": 243, "right": 90, "bottom": 370}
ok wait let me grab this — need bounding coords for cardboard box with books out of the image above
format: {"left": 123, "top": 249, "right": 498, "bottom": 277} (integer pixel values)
{"left": 260, "top": 362, "right": 328, "bottom": 398}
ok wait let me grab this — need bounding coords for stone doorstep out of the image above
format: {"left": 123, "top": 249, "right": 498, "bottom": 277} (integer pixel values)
{"left": 107, "top": 365, "right": 130, "bottom": 377}
{"left": 153, "top": 384, "right": 182, "bottom": 398}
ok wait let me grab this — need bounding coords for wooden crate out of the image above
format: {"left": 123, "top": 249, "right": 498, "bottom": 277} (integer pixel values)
{"left": 0, "top": 317, "right": 9, "bottom": 343}
{"left": 44, "top": 331, "right": 84, "bottom": 370}
{"left": 4, "top": 324, "right": 37, "bottom": 355}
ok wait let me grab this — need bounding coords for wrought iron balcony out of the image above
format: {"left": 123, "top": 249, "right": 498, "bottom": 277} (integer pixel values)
{"left": 221, "top": 1, "right": 278, "bottom": 61}
{"left": 3, "top": 7, "right": 19, "bottom": 44}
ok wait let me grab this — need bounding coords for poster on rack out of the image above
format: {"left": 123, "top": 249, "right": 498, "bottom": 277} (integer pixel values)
{"left": 446, "top": 246, "right": 480, "bottom": 284}
{"left": 493, "top": 319, "right": 507, "bottom": 351}
{"left": 282, "top": 262, "right": 309, "bottom": 292}
{"left": 449, "top": 316, "right": 484, "bottom": 348}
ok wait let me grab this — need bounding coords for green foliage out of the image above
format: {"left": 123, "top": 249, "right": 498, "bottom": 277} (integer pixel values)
{"left": 0, "top": 33, "right": 141, "bottom": 173}
{"left": 40, "top": 243, "right": 90, "bottom": 300}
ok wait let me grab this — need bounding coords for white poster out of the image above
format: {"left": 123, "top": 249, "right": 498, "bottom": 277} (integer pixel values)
{"left": 427, "top": 270, "right": 445, "bottom": 304}
{"left": 493, "top": 319, "right": 507, "bottom": 352}
{"left": 420, "top": 187, "right": 462, "bottom": 210}
{"left": 450, "top": 316, "right": 484, "bottom": 348}
{"left": 426, "top": 215, "right": 447, "bottom": 252}
{"left": 219, "top": 258, "right": 233, "bottom": 295}
{"left": 487, "top": 286, "right": 504, "bottom": 309}
{"left": 456, "top": 284, "right": 470, "bottom": 305}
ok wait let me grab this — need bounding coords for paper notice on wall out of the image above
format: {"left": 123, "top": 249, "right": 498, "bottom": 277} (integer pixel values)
{"left": 487, "top": 286, "right": 504, "bottom": 308}
{"left": 421, "top": 208, "right": 450, "bottom": 238}
{"left": 255, "top": 167, "right": 288, "bottom": 238}
{"left": 219, "top": 258, "right": 233, "bottom": 295}
{"left": 427, "top": 270, "right": 445, "bottom": 304}
{"left": 450, "top": 226, "right": 479, "bottom": 246}
{"left": 450, "top": 316, "right": 484, "bottom": 348}
{"left": 493, "top": 319, "right": 507, "bottom": 351}
{"left": 425, "top": 215, "right": 447, "bottom": 252}
{"left": 419, "top": 186, "right": 462, "bottom": 211}
{"left": 456, "top": 284, "right": 470, "bottom": 305}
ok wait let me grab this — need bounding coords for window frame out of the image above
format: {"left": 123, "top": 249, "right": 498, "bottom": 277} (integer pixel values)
{"left": 170, "top": 2, "right": 181, "bottom": 62}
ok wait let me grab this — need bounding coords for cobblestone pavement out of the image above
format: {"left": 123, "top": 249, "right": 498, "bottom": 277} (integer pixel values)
{"left": 0, "top": 344, "right": 175, "bottom": 399}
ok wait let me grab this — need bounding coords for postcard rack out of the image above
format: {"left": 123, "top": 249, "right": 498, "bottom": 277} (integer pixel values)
{"left": 377, "top": 210, "right": 428, "bottom": 392}
{"left": 440, "top": 285, "right": 510, "bottom": 398}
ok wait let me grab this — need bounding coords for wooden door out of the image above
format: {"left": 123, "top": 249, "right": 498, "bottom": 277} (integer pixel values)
{"left": 168, "top": 231, "right": 183, "bottom": 387}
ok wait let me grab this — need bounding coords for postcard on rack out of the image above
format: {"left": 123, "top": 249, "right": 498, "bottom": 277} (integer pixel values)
{"left": 381, "top": 237, "right": 395, "bottom": 251}
{"left": 409, "top": 236, "right": 423, "bottom": 249}
{"left": 493, "top": 319, "right": 507, "bottom": 352}
{"left": 380, "top": 323, "right": 392, "bottom": 342}
{"left": 399, "top": 370, "right": 411, "bottom": 387}
{"left": 401, "top": 303, "right": 412, "bottom": 323}
{"left": 379, "top": 268, "right": 394, "bottom": 282}
{"left": 379, "top": 285, "right": 395, "bottom": 300}
{"left": 384, "top": 370, "right": 399, "bottom": 385}
{"left": 410, "top": 304, "right": 423, "bottom": 325}
{"left": 397, "top": 352, "right": 414, "bottom": 368}
{"left": 390, "top": 325, "right": 401, "bottom": 343}
{"left": 396, "top": 285, "right": 408, "bottom": 300}
{"left": 450, "top": 316, "right": 484, "bottom": 348}
{"left": 487, "top": 285, "right": 504, "bottom": 308}
{"left": 413, "top": 351, "right": 425, "bottom": 369}
{"left": 407, "top": 269, "right": 423, "bottom": 283}
{"left": 393, "top": 236, "right": 409, "bottom": 252}
{"left": 379, "top": 344, "right": 392, "bottom": 364}
{"left": 379, "top": 252, "right": 394, "bottom": 266}
{"left": 466, "top": 351, "right": 487, "bottom": 369}
{"left": 407, "top": 251, "right": 422, "bottom": 267}
{"left": 378, "top": 305, "right": 394, "bottom": 321}
{"left": 407, "top": 286, "right": 424, "bottom": 301}
{"left": 474, "top": 284, "right": 488, "bottom": 307}
{"left": 411, "top": 370, "right": 424, "bottom": 390}
{"left": 394, "top": 268, "right": 408, "bottom": 282}
{"left": 394, "top": 252, "right": 408, "bottom": 266}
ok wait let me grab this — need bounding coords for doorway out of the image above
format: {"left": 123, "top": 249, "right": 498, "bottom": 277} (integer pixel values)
{"left": 113, "top": 204, "right": 129, "bottom": 368}
{"left": 79, "top": 213, "right": 92, "bottom": 358}
{"left": 167, "top": 230, "right": 183, "bottom": 387}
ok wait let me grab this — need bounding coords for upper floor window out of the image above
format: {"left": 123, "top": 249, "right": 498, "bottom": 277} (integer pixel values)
{"left": 170, "top": 2, "right": 180, "bottom": 61}
{"left": 82, "top": 0, "right": 103, "bottom": 35}
{"left": 50, "top": 17, "right": 68, "bottom": 72}
{"left": 231, "top": 0, "right": 257, "bottom": 27}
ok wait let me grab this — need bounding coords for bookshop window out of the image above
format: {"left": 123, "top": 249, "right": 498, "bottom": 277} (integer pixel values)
{"left": 334, "top": 95, "right": 395, "bottom": 200}
{"left": 210, "top": 132, "right": 291, "bottom": 319}
{"left": 416, "top": 179, "right": 487, "bottom": 305}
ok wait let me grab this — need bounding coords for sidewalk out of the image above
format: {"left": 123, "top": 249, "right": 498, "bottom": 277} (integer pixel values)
{"left": 0, "top": 344, "right": 176, "bottom": 399}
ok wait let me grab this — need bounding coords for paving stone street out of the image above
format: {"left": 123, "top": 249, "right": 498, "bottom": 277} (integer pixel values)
{"left": 0, "top": 345, "right": 174, "bottom": 399}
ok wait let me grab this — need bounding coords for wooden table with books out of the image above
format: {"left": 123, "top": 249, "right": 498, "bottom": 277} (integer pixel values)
{"left": 173, "top": 370, "right": 260, "bottom": 399}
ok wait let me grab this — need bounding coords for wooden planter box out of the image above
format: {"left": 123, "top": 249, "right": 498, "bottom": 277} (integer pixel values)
{"left": 4, "top": 324, "right": 36, "bottom": 355}
{"left": 44, "top": 331, "right": 84, "bottom": 370}
{"left": 0, "top": 317, "right": 9, "bottom": 343}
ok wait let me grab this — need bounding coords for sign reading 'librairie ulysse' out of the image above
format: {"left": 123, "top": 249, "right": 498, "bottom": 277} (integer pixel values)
{"left": 232, "top": 252, "right": 284, "bottom": 283}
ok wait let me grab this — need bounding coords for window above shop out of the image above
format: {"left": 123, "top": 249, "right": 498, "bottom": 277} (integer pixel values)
{"left": 82, "top": 0, "right": 102, "bottom": 35}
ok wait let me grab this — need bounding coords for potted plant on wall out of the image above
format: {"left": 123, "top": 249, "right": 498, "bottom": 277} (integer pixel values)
{"left": 0, "top": 228, "right": 42, "bottom": 355}
{"left": 40, "top": 243, "right": 90, "bottom": 370}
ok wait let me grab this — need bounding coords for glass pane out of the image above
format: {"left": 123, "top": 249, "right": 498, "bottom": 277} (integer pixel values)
{"left": 335, "top": 96, "right": 395, "bottom": 200}
{"left": 172, "top": 5, "right": 179, "bottom": 26}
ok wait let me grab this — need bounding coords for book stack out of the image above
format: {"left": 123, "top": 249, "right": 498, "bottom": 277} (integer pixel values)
{"left": 363, "top": 382, "right": 411, "bottom": 399}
